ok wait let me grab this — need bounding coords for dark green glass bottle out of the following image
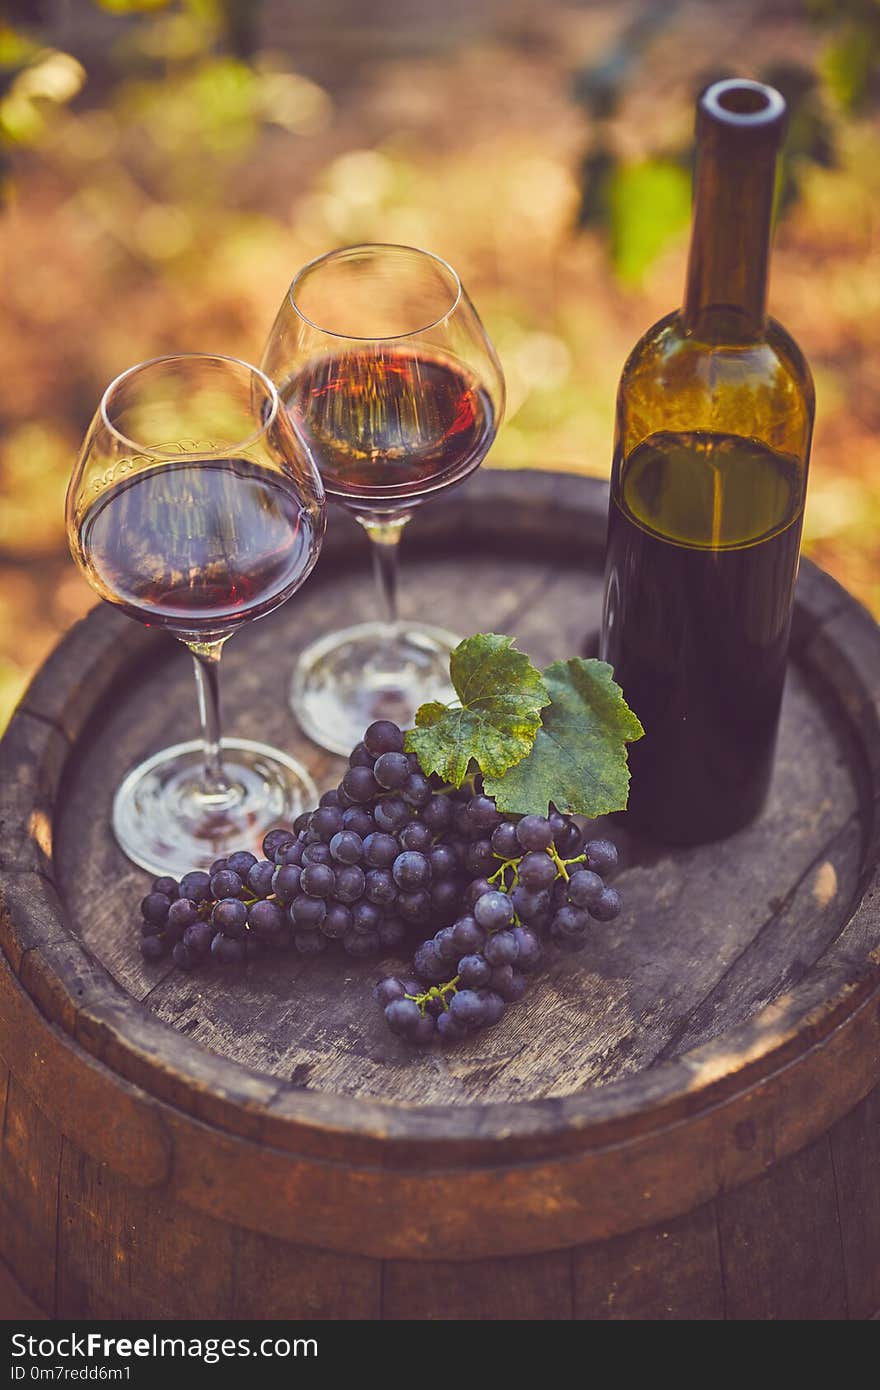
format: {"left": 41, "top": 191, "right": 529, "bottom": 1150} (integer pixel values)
{"left": 600, "top": 79, "right": 815, "bottom": 844}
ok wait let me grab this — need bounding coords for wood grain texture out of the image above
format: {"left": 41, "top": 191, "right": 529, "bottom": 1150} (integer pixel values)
{"left": 0, "top": 1076, "right": 61, "bottom": 1314}
{"left": 57, "top": 1142, "right": 235, "bottom": 1320}
{"left": 829, "top": 1079, "right": 880, "bottom": 1320}
{"left": 381, "top": 1250, "right": 574, "bottom": 1320}
{"left": 1, "top": 470, "right": 880, "bottom": 1316}
{"left": 717, "top": 1134, "right": 848, "bottom": 1320}
{"left": 573, "top": 1201, "right": 723, "bottom": 1320}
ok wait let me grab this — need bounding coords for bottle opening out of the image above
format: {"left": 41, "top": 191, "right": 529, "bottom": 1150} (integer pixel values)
{"left": 701, "top": 78, "right": 786, "bottom": 130}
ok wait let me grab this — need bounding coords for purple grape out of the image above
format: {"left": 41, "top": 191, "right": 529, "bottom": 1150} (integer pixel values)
{"left": 396, "top": 889, "right": 430, "bottom": 923}
{"left": 552, "top": 905, "right": 590, "bottom": 939}
{"left": 334, "top": 863, "right": 366, "bottom": 904}
{"left": 385, "top": 997, "right": 422, "bottom": 1037}
{"left": 436, "top": 1011, "right": 467, "bottom": 1043}
{"left": 312, "top": 805, "right": 345, "bottom": 841}
{"left": 452, "top": 915, "right": 485, "bottom": 954}
{"left": 226, "top": 850, "right": 258, "bottom": 878}
{"left": 490, "top": 820, "right": 520, "bottom": 859}
{"left": 211, "top": 933, "right": 246, "bottom": 965}
{"left": 515, "top": 815, "right": 554, "bottom": 852}
{"left": 210, "top": 868, "right": 243, "bottom": 900}
{"left": 373, "top": 976, "right": 407, "bottom": 1007}
{"left": 458, "top": 953, "right": 491, "bottom": 988}
{"left": 302, "top": 842, "right": 332, "bottom": 867}
{"left": 140, "top": 892, "right": 170, "bottom": 927}
{"left": 402, "top": 772, "right": 432, "bottom": 808}
{"left": 247, "top": 860, "right": 276, "bottom": 897}
{"left": 589, "top": 886, "right": 621, "bottom": 921}
{"left": 342, "top": 807, "right": 375, "bottom": 838}
{"left": 365, "top": 868, "right": 398, "bottom": 906}
{"left": 262, "top": 828, "right": 295, "bottom": 860}
{"left": 364, "top": 720, "right": 404, "bottom": 756}
{"left": 342, "top": 766, "right": 380, "bottom": 804}
{"left": 433, "top": 925, "right": 461, "bottom": 963}
{"left": 518, "top": 852, "right": 557, "bottom": 890}
{"left": 178, "top": 870, "right": 212, "bottom": 903}
{"left": 414, "top": 940, "right": 448, "bottom": 983}
{"left": 172, "top": 941, "right": 195, "bottom": 971}
{"left": 349, "top": 740, "right": 375, "bottom": 768}
{"left": 421, "top": 794, "right": 453, "bottom": 832}
{"left": 478, "top": 990, "right": 506, "bottom": 1026}
{"left": 464, "top": 878, "right": 493, "bottom": 910}
{"left": 248, "top": 899, "right": 285, "bottom": 941}
{"left": 352, "top": 899, "right": 382, "bottom": 934}
{"left": 165, "top": 897, "right": 199, "bottom": 941}
{"left": 151, "top": 875, "right": 179, "bottom": 900}
{"left": 373, "top": 797, "right": 409, "bottom": 833}
{"left": 301, "top": 862, "right": 336, "bottom": 899}
{"left": 272, "top": 864, "right": 302, "bottom": 904}
{"left": 567, "top": 869, "right": 604, "bottom": 908}
{"left": 429, "top": 843, "right": 458, "bottom": 879}
{"left": 322, "top": 902, "right": 352, "bottom": 939}
{"left": 291, "top": 895, "right": 326, "bottom": 929}
{"left": 465, "top": 838, "right": 495, "bottom": 877}
{"left": 511, "top": 926, "right": 542, "bottom": 971}
{"left": 141, "top": 934, "right": 167, "bottom": 961}
{"left": 182, "top": 920, "right": 213, "bottom": 957}
{"left": 489, "top": 964, "right": 527, "bottom": 1002}
{"left": 373, "top": 751, "right": 410, "bottom": 790}
{"left": 212, "top": 897, "right": 248, "bottom": 938}
{"left": 449, "top": 989, "right": 487, "bottom": 1030}
{"left": 329, "top": 830, "right": 364, "bottom": 865}
{"left": 393, "top": 851, "right": 431, "bottom": 891}
{"left": 363, "top": 832, "right": 399, "bottom": 868}
{"left": 484, "top": 930, "right": 519, "bottom": 966}
{"left": 584, "top": 839, "right": 619, "bottom": 876}
{"left": 474, "top": 890, "right": 513, "bottom": 931}
{"left": 398, "top": 820, "right": 432, "bottom": 853}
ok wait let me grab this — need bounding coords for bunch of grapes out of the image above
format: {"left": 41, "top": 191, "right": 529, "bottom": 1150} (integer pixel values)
{"left": 374, "top": 807, "right": 619, "bottom": 1045}
{"left": 137, "top": 719, "right": 621, "bottom": 1043}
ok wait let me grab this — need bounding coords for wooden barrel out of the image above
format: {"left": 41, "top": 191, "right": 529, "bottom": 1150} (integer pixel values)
{"left": 2, "top": 470, "right": 880, "bottom": 1322}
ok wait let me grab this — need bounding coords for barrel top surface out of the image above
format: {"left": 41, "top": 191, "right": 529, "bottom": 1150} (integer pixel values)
{"left": 3, "top": 469, "right": 880, "bottom": 1159}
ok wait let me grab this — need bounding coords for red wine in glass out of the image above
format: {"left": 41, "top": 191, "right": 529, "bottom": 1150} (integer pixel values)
{"left": 281, "top": 347, "right": 496, "bottom": 513}
{"left": 79, "top": 457, "right": 320, "bottom": 635}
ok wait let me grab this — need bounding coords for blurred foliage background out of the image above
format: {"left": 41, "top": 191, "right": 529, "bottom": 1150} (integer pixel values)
{"left": 0, "top": 0, "right": 879, "bottom": 731}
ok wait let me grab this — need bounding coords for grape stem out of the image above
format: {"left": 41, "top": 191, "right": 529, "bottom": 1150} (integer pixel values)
{"left": 406, "top": 976, "right": 460, "bottom": 1013}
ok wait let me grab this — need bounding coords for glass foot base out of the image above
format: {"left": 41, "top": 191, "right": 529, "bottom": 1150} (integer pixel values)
{"left": 291, "top": 619, "right": 459, "bottom": 757}
{"left": 112, "top": 738, "right": 317, "bottom": 879}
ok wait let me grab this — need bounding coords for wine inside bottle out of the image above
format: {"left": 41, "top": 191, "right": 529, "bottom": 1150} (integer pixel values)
{"left": 600, "top": 79, "right": 815, "bottom": 844}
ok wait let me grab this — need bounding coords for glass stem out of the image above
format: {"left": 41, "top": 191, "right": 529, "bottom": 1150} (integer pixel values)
{"left": 360, "top": 514, "right": 410, "bottom": 629}
{"left": 188, "top": 639, "right": 230, "bottom": 794}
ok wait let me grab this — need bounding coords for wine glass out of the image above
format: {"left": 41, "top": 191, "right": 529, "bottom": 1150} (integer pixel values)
{"left": 261, "top": 243, "right": 505, "bottom": 756}
{"left": 66, "top": 353, "right": 326, "bottom": 878}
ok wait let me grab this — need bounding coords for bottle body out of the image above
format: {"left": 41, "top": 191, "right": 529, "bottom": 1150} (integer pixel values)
{"left": 600, "top": 81, "right": 814, "bottom": 844}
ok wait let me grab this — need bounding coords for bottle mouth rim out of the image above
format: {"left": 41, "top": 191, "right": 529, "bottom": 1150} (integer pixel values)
{"left": 700, "top": 78, "right": 786, "bottom": 129}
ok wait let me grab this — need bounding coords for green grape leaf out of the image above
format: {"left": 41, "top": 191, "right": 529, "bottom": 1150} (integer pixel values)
{"left": 405, "top": 634, "right": 549, "bottom": 788}
{"left": 484, "top": 658, "right": 644, "bottom": 818}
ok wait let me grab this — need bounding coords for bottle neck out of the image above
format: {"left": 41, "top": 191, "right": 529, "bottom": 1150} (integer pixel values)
{"left": 682, "top": 133, "right": 777, "bottom": 343}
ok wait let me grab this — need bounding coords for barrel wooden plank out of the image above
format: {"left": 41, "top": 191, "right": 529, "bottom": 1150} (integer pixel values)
{"left": 717, "top": 1134, "right": 848, "bottom": 1320}
{"left": 829, "top": 1081, "right": 880, "bottom": 1320}
{"left": 0, "top": 1077, "right": 61, "bottom": 1314}
{"left": 572, "top": 1201, "right": 724, "bottom": 1320}
{"left": 381, "top": 1250, "right": 574, "bottom": 1321}
{"left": 232, "top": 1231, "right": 381, "bottom": 1321}
{"left": 0, "top": 1256, "right": 47, "bottom": 1320}
{"left": 57, "top": 1142, "right": 235, "bottom": 1320}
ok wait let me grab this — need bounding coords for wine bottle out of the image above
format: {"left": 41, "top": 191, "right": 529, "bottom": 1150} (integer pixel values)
{"left": 600, "top": 79, "right": 814, "bottom": 844}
